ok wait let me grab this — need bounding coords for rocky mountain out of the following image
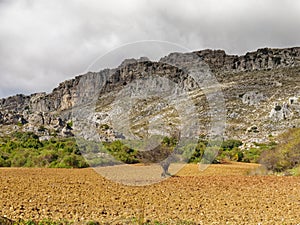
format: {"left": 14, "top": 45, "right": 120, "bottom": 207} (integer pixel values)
{"left": 1, "top": 47, "right": 300, "bottom": 146}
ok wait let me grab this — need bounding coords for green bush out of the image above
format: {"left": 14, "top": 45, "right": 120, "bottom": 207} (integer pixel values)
{"left": 35, "top": 150, "right": 59, "bottom": 167}
{"left": 103, "top": 140, "right": 139, "bottom": 164}
{"left": 0, "top": 132, "right": 89, "bottom": 168}
{"left": 162, "top": 136, "right": 177, "bottom": 147}
{"left": 243, "top": 147, "right": 263, "bottom": 163}
{"left": 60, "top": 154, "right": 89, "bottom": 168}
{"left": 0, "top": 155, "right": 11, "bottom": 167}
{"left": 187, "top": 142, "right": 205, "bottom": 163}
{"left": 221, "top": 139, "right": 243, "bottom": 150}
{"left": 186, "top": 139, "right": 245, "bottom": 163}
{"left": 0, "top": 131, "right": 271, "bottom": 168}
{"left": 66, "top": 121, "right": 73, "bottom": 129}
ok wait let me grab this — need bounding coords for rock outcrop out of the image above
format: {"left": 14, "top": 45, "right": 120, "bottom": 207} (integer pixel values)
{"left": 0, "top": 47, "right": 300, "bottom": 144}
{"left": 194, "top": 47, "right": 300, "bottom": 73}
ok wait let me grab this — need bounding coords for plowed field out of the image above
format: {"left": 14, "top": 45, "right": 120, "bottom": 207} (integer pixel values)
{"left": 1, "top": 163, "right": 300, "bottom": 224}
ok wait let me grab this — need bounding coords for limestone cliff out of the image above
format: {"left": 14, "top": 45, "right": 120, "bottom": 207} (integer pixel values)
{"left": 0, "top": 47, "right": 299, "bottom": 144}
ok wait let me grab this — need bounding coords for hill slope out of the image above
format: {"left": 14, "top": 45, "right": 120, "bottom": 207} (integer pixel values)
{"left": 0, "top": 47, "right": 300, "bottom": 145}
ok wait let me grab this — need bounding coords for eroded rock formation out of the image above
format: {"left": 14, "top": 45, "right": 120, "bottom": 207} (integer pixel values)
{"left": 0, "top": 47, "right": 300, "bottom": 144}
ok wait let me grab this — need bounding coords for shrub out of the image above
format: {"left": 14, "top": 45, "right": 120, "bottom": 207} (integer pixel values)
{"left": 60, "top": 154, "right": 89, "bottom": 168}
{"left": 243, "top": 147, "right": 263, "bottom": 163}
{"left": 37, "top": 150, "right": 59, "bottom": 167}
{"left": 99, "top": 124, "right": 109, "bottom": 130}
{"left": 10, "top": 152, "right": 27, "bottom": 167}
{"left": 66, "top": 121, "right": 73, "bottom": 129}
{"left": 38, "top": 126, "right": 46, "bottom": 132}
{"left": 221, "top": 139, "right": 243, "bottom": 150}
{"left": 259, "top": 128, "right": 300, "bottom": 172}
{"left": 0, "top": 156, "right": 11, "bottom": 167}
{"left": 162, "top": 136, "right": 177, "bottom": 147}
{"left": 0, "top": 132, "right": 89, "bottom": 168}
{"left": 187, "top": 142, "right": 205, "bottom": 163}
{"left": 104, "top": 140, "right": 139, "bottom": 164}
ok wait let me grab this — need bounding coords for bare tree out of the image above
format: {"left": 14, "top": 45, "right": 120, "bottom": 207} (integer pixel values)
{"left": 160, "top": 158, "right": 171, "bottom": 177}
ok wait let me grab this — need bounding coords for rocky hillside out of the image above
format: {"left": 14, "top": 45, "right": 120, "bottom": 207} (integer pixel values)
{"left": 0, "top": 47, "right": 300, "bottom": 145}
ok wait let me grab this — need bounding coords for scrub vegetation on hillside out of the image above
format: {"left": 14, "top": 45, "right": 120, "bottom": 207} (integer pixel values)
{"left": 259, "top": 128, "right": 300, "bottom": 175}
{"left": 0, "top": 131, "right": 276, "bottom": 169}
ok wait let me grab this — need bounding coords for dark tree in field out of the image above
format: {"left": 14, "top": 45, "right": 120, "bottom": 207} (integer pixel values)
{"left": 136, "top": 133, "right": 180, "bottom": 177}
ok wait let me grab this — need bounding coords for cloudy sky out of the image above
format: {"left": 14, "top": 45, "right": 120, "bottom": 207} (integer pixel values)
{"left": 0, "top": 0, "right": 300, "bottom": 98}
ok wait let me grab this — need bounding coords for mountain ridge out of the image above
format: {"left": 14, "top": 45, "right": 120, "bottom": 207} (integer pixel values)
{"left": 1, "top": 47, "right": 300, "bottom": 145}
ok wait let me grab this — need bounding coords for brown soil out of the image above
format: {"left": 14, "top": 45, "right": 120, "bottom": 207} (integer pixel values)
{"left": 0, "top": 163, "right": 300, "bottom": 224}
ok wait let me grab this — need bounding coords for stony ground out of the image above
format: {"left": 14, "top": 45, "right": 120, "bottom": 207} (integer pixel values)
{"left": 1, "top": 163, "right": 300, "bottom": 224}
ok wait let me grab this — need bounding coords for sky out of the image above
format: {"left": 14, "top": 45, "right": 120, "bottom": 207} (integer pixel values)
{"left": 0, "top": 0, "right": 300, "bottom": 98}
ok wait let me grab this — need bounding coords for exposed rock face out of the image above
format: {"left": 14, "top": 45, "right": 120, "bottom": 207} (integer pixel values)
{"left": 194, "top": 47, "right": 300, "bottom": 73}
{"left": 241, "top": 91, "right": 264, "bottom": 106}
{"left": 269, "top": 102, "right": 293, "bottom": 121}
{"left": 0, "top": 47, "right": 300, "bottom": 143}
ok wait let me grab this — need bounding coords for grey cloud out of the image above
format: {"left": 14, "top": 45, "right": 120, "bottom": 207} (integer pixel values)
{"left": 0, "top": 0, "right": 299, "bottom": 98}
